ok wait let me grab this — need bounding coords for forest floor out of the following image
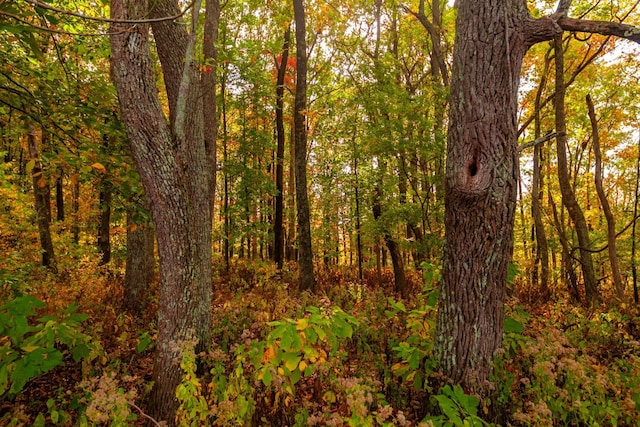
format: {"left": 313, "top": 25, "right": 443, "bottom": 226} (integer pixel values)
{"left": 2, "top": 247, "right": 640, "bottom": 426}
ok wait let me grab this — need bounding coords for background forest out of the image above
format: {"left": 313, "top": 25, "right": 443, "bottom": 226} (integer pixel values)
{"left": 1, "top": 0, "right": 640, "bottom": 425}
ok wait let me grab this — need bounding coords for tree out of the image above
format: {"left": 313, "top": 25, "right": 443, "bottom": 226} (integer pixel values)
{"left": 293, "top": 0, "right": 316, "bottom": 292}
{"left": 434, "top": 0, "right": 640, "bottom": 394}
{"left": 28, "top": 127, "right": 56, "bottom": 272}
{"left": 274, "top": 27, "right": 291, "bottom": 271}
{"left": 109, "top": 0, "right": 215, "bottom": 423}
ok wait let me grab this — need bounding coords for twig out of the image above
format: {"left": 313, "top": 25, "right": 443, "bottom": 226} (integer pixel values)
{"left": 23, "top": 0, "right": 194, "bottom": 24}
{"left": 129, "top": 402, "right": 165, "bottom": 427}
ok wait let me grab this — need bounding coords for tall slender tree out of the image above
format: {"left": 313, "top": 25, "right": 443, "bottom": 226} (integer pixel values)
{"left": 293, "top": 0, "right": 315, "bottom": 292}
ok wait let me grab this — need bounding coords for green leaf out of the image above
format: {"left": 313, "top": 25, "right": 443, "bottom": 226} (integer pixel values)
{"left": 71, "top": 344, "right": 90, "bottom": 362}
{"left": 33, "top": 413, "right": 46, "bottom": 427}
{"left": 282, "top": 351, "right": 301, "bottom": 372}
{"left": 504, "top": 316, "right": 525, "bottom": 334}
{"left": 0, "top": 364, "right": 8, "bottom": 395}
{"left": 261, "top": 368, "right": 273, "bottom": 387}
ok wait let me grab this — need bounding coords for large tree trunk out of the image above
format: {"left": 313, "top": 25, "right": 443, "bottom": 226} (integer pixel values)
{"left": 553, "top": 34, "right": 598, "bottom": 304}
{"left": 587, "top": 94, "right": 624, "bottom": 299}
{"left": 434, "top": 0, "right": 528, "bottom": 391}
{"left": 28, "top": 127, "right": 56, "bottom": 272}
{"left": 293, "top": 0, "right": 315, "bottom": 292}
{"left": 110, "top": 0, "right": 213, "bottom": 423}
{"left": 433, "top": 0, "right": 640, "bottom": 394}
{"left": 274, "top": 27, "right": 291, "bottom": 271}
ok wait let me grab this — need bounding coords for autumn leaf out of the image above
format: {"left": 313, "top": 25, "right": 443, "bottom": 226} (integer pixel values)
{"left": 91, "top": 163, "right": 107, "bottom": 173}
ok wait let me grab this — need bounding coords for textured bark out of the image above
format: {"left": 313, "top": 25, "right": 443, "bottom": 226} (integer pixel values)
{"left": 293, "top": 0, "right": 315, "bottom": 292}
{"left": 124, "top": 209, "right": 155, "bottom": 314}
{"left": 434, "top": 0, "right": 529, "bottom": 392}
{"left": 110, "top": 0, "right": 212, "bottom": 424}
{"left": 274, "top": 27, "right": 291, "bottom": 270}
{"left": 587, "top": 94, "right": 624, "bottom": 299}
{"left": 553, "top": 34, "right": 598, "bottom": 304}
{"left": 28, "top": 128, "right": 56, "bottom": 272}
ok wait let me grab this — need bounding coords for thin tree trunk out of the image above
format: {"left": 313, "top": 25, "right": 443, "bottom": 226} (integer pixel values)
{"left": 274, "top": 27, "right": 291, "bottom": 271}
{"left": 55, "top": 171, "right": 64, "bottom": 222}
{"left": 97, "top": 133, "right": 111, "bottom": 265}
{"left": 71, "top": 171, "right": 80, "bottom": 244}
{"left": 293, "top": 0, "right": 315, "bottom": 292}
{"left": 125, "top": 208, "right": 155, "bottom": 313}
{"left": 203, "top": 0, "right": 220, "bottom": 215}
{"left": 28, "top": 127, "right": 56, "bottom": 272}
{"left": 372, "top": 181, "right": 407, "bottom": 298}
{"left": 553, "top": 34, "right": 598, "bottom": 304}
{"left": 633, "top": 129, "right": 640, "bottom": 304}
{"left": 531, "top": 52, "right": 552, "bottom": 301}
{"left": 587, "top": 94, "right": 624, "bottom": 299}
{"left": 286, "top": 124, "right": 296, "bottom": 262}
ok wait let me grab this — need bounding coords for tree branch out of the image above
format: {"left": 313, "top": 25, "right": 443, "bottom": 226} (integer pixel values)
{"left": 558, "top": 17, "right": 640, "bottom": 44}
{"left": 23, "top": 0, "right": 193, "bottom": 24}
{"left": 518, "top": 131, "right": 558, "bottom": 152}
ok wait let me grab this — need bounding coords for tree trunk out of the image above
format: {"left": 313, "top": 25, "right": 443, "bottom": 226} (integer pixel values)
{"left": 110, "top": 0, "right": 213, "bottom": 423}
{"left": 274, "top": 27, "right": 291, "bottom": 271}
{"left": 55, "top": 172, "right": 64, "bottom": 222}
{"left": 372, "top": 183, "right": 407, "bottom": 298}
{"left": 124, "top": 208, "right": 155, "bottom": 314}
{"left": 28, "top": 127, "right": 56, "bottom": 272}
{"left": 531, "top": 53, "right": 552, "bottom": 301}
{"left": 553, "top": 34, "right": 598, "bottom": 304}
{"left": 587, "top": 93, "right": 624, "bottom": 299}
{"left": 71, "top": 171, "right": 80, "bottom": 244}
{"left": 97, "top": 132, "right": 111, "bottom": 265}
{"left": 293, "top": 0, "right": 315, "bottom": 292}
{"left": 433, "top": 0, "right": 536, "bottom": 392}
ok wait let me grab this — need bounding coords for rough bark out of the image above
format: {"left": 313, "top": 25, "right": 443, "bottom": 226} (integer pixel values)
{"left": 28, "top": 127, "right": 56, "bottom": 272}
{"left": 293, "top": 0, "right": 315, "bottom": 292}
{"left": 553, "top": 34, "right": 598, "bottom": 304}
{"left": 124, "top": 209, "right": 156, "bottom": 314}
{"left": 110, "top": 0, "right": 213, "bottom": 423}
{"left": 587, "top": 94, "right": 624, "bottom": 299}
{"left": 274, "top": 27, "right": 291, "bottom": 271}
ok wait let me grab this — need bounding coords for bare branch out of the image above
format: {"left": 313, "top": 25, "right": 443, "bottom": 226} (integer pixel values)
{"left": 0, "top": 10, "right": 133, "bottom": 36}
{"left": 518, "top": 131, "right": 559, "bottom": 152}
{"left": 558, "top": 17, "right": 640, "bottom": 44}
{"left": 22, "top": 0, "right": 193, "bottom": 24}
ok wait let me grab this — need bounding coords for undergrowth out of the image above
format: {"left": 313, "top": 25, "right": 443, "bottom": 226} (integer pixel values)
{"left": 1, "top": 253, "right": 639, "bottom": 426}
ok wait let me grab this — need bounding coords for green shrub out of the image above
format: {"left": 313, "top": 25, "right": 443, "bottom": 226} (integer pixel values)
{"left": 0, "top": 295, "right": 100, "bottom": 399}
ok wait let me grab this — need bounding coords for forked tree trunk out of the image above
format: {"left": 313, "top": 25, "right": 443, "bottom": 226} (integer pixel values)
{"left": 553, "top": 34, "right": 598, "bottom": 304}
{"left": 293, "top": 0, "right": 315, "bottom": 292}
{"left": 110, "top": 0, "right": 213, "bottom": 423}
